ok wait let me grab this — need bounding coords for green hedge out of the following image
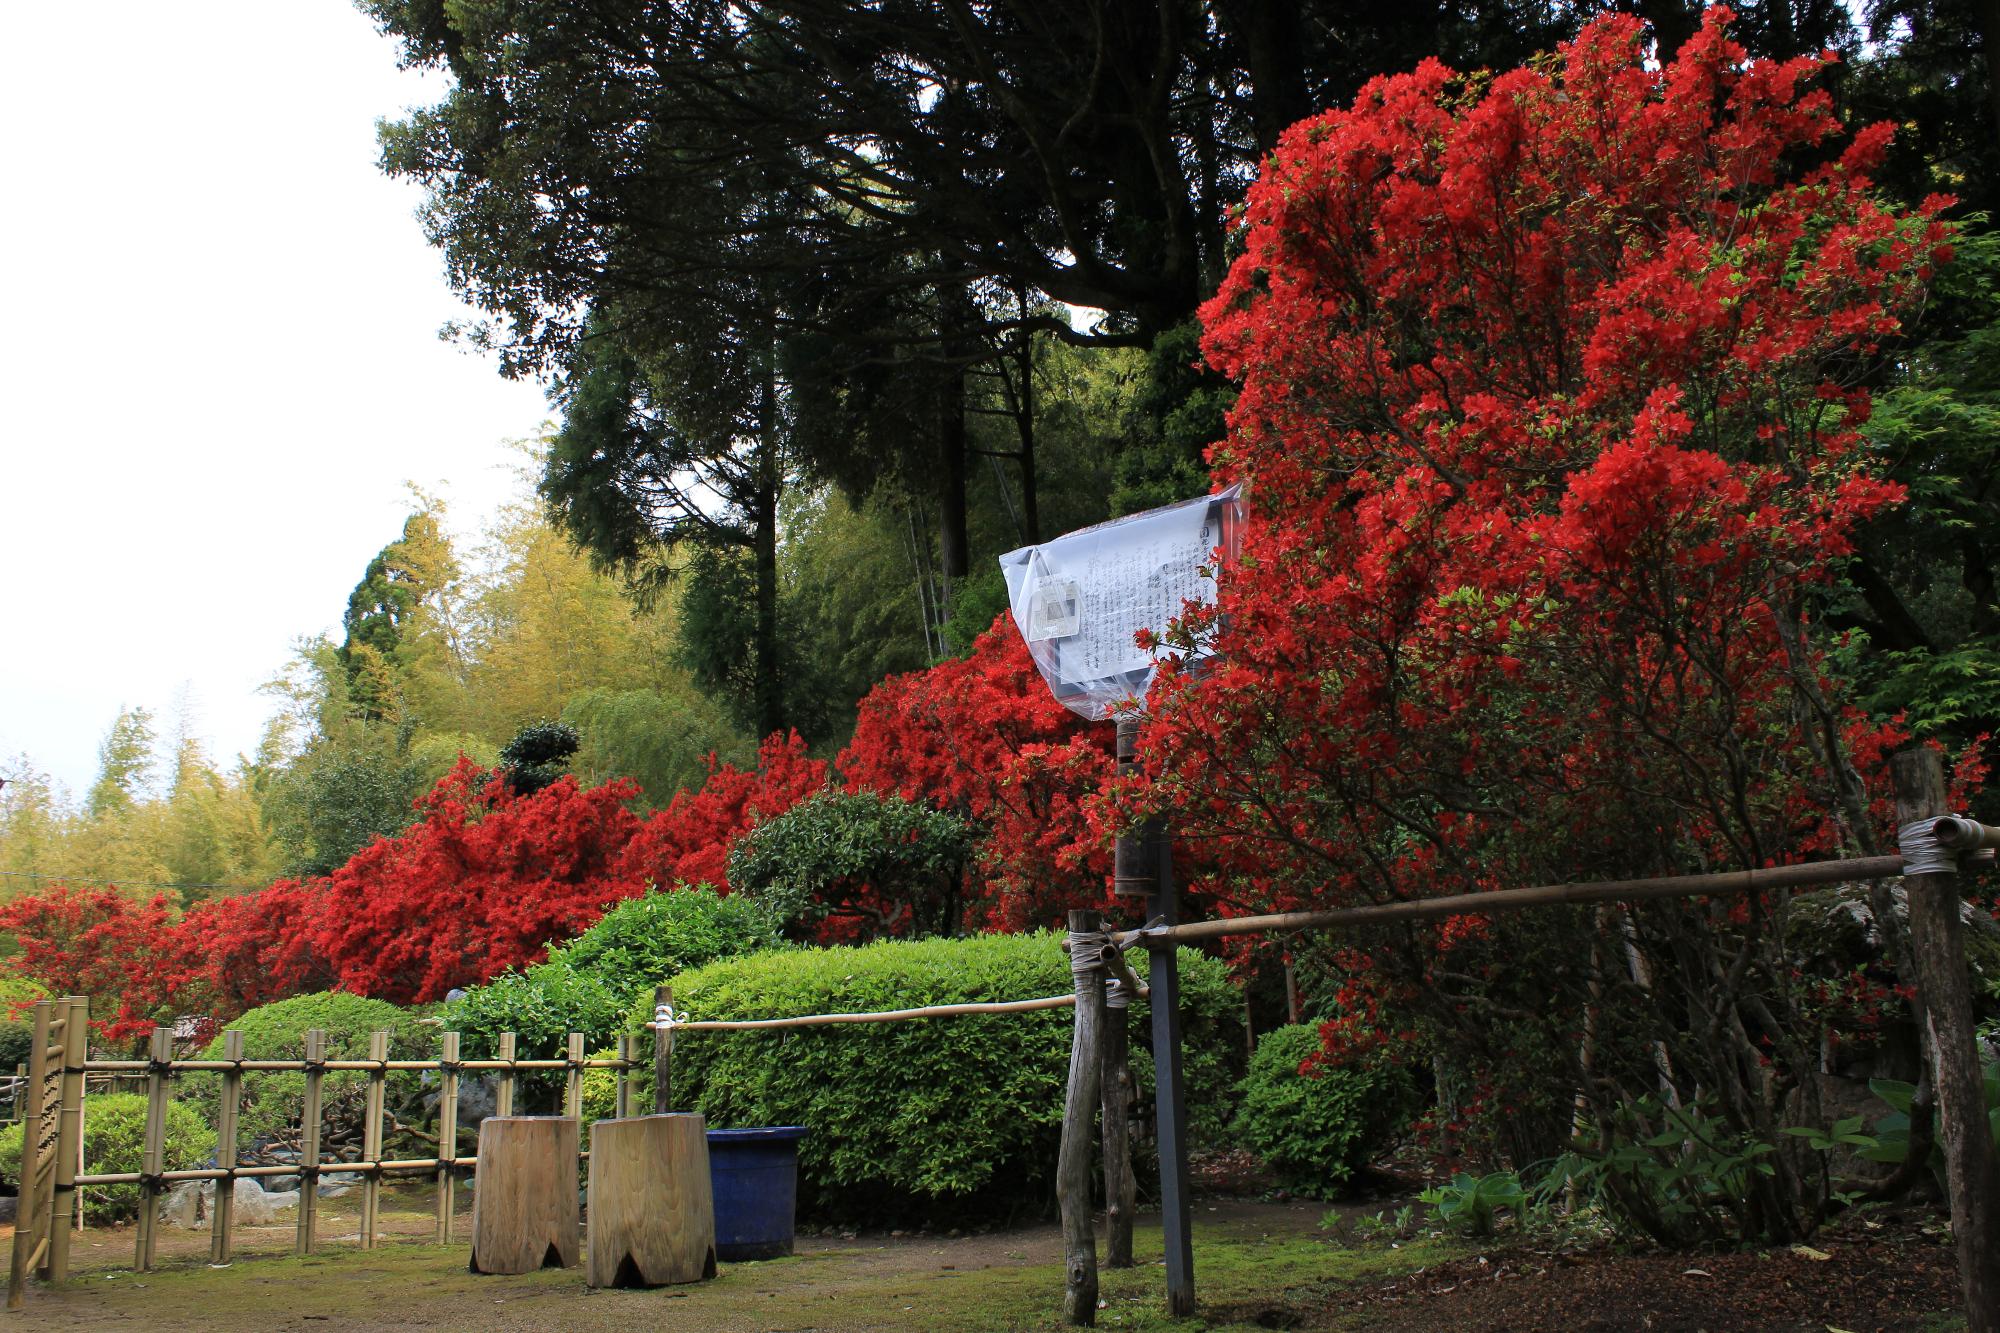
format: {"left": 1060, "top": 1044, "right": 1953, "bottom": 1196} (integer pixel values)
{"left": 1233, "top": 1024, "right": 1412, "bottom": 1198}
{"left": 621, "top": 931, "right": 1240, "bottom": 1224}
{"left": 0, "top": 1094, "right": 209, "bottom": 1223}
{"left": 185, "top": 992, "right": 437, "bottom": 1152}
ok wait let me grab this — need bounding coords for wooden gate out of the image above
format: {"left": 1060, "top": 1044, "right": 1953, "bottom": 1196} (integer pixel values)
{"left": 7, "top": 996, "right": 85, "bottom": 1309}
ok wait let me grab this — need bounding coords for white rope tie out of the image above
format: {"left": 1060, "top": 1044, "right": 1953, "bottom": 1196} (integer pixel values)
{"left": 1899, "top": 817, "right": 1962, "bottom": 876}
{"left": 1069, "top": 929, "right": 1109, "bottom": 985}
{"left": 650, "top": 1003, "right": 678, "bottom": 1030}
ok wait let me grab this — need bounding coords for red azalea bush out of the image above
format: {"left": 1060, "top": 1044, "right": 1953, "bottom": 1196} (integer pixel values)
{"left": 1118, "top": 10, "right": 1954, "bottom": 1243}
{"left": 617, "top": 731, "right": 827, "bottom": 894}
{"left": 0, "top": 885, "right": 187, "bottom": 1042}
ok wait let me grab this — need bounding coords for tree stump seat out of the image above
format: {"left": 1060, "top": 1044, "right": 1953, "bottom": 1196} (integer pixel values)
{"left": 469, "top": 1116, "right": 581, "bottom": 1275}
{"left": 586, "top": 1113, "right": 717, "bottom": 1288}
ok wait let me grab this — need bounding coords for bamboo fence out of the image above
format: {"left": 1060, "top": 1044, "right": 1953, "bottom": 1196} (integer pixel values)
{"left": 5, "top": 1004, "right": 638, "bottom": 1302}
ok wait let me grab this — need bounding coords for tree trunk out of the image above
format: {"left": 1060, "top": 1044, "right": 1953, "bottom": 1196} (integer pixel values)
{"left": 1101, "top": 992, "right": 1135, "bottom": 1269}
{"left": 1893, "top": 749, "right": 2000, "bottom": 1333}
{"left": 753, "top": 354, "right": 786, "bottom": 738}
{"left": 1058, "top": 910, "right": 1105, "bottom": 1325}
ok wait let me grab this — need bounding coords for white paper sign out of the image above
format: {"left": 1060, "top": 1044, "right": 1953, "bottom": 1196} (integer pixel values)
{"left": 998, "top": 486, "right": 1243, "bottom": 720}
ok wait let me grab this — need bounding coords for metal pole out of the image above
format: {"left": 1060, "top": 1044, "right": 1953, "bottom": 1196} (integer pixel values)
{"left": 1148, "top": 836, "right": 1194, "bottom": 1316}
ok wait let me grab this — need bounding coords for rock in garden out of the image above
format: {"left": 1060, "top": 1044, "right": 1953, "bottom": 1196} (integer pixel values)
{"left": 233, "top": 1178, "right": 300, "bottom": 1225}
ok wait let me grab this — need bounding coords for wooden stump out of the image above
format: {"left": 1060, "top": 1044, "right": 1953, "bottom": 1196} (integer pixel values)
{"left": 469, "top": 1116, "right": 581, "bottom": 1275}
{"left": 586, "top": 1113, "right": 717, "bottom": 1288}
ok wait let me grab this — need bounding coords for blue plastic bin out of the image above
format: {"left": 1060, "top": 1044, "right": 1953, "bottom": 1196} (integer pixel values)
{"left": 707, "top": 1126, "right": 808, "bottom": 1261}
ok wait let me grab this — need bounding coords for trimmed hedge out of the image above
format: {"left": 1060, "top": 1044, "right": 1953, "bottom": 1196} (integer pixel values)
{"left": 621, "top": 931, "right": 1240, "bottom": 1224}
{"left": 0, "top": 1093, "right": 208, "bottom": 1223}
{"left": 1233, "top": 1024, "right": 1411, "bottom": 1198}
{"left": 186, "top": 992, "right": 436, "bottom": 1151}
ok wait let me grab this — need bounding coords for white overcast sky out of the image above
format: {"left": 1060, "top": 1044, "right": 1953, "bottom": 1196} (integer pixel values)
{"left": 0, "top": 2, "right": 552, "bottom": 797}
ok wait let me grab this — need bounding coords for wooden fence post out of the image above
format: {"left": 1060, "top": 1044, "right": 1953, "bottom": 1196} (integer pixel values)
{"left": 437, "top": 1030, "right": 461, "bottom": 1245}
{"left": 135, "top": 1025, "right": 172, "bottom": 1272}
{"left": 7, "top": 1000, "right": 55, "bottom": 1309}
{"left": 1147, "top": 837, "right": 1196, "bottom": 1317}
{"left": 1058, "top": 909, "right": 1106, "bottom": 1326}
{"left": 496, "top": 1032, "right": 516, "bottom": 1118}
{"left": 360, "top": 1030, "right": 387, "bottom": 1251}
{"left": 212, "top": 1029, "right": 243, "bottom": 1264}
{"left": 615, "top": 1034, "right": 634, "bottom": 1120}
{"left": 48, "top": 996, "right": 85, "bottom": 1281}
{"left": 1100, "top": 972, "right": 1135, "bottom": 1269}
{"left": 297, "top": 1028, "right": 326, "bottom": 1256}
{"left": 653, "top": 986, "right": 673, "bottom": 1114}
{"left": 564, "top": 1032, "right": 584, "bottom": 1120}
{"left": 1894, "top": 750, "right": 2000, "bottom": 1333}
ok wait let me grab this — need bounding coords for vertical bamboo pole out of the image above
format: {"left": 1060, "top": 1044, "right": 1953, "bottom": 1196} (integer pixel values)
{"left": 7, "top": 1001, "right": 53, "bottom": 1310}
{"left": 48, "top": 996, "right": 86, "bottom": 1281}
{"left": 652, "top": 986, "right": 673, "bottom": 1114}
{"left": 359, "top": 1030, "right": 387, "bottom": 1251}
{"left": 495, "top": 1033, "right": 516, "bottom": 1119}
{"left": 563, "top": 1033, "right": 584, "bottom": 1120}
{"left": 615, "top": 1034, "right": 633, "bottom": 1120}
{"left": 1058, "top": 910, "right": 1106, "bottom": 1326}
{"left": 436, "top": 1031, "right": 460, "bottom": 1245}
{"left": 296, "top": 1029, "right": 325, "bottom": 1255}
{"left": 212, "top": 1030, "right": 243, "bottom": 1264}
{"left": 1893, "top": 750, "right": 1999, "bottom": 1333}
{"left": 1100, "top": 976, "right": 1135, "bottom": 1269}
{"left": 134, "top": 1025, "right": 172, "bottom": 1273}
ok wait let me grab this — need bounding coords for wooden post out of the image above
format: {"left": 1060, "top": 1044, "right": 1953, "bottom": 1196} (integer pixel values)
{"left": 1100, "top": 969, "right": 1135, "bottom": 1269}
{"left": 1058, "top": 909, "right": 1106, "bottom": 1326}
{"left": 297, "top": 1029, "right": 325, "bottom": 1255}
{"left": 653, "top": 986, "right": 673, "bottom": 1114}
{"left": 470, "top": 1117, "right": 581, "bottom": 1274}
{"left": 212, "top": 1029, "right": 244, "bottom": 1264}
{"left": 437, "top": 1030, "right": 461, "bottom": 1245}
{"left": 1147, "top": 840, "right": 1196, "bottom": 1317}
{"left": 7, "top": 1001, "right": 54, "bottom": 1310}
{"left": 586, "top": 1114, "right": 716, "bottom": 1287}
{"left": 135, "top": 1025, "right": 172, "bottom": 1272}
{"left": 564, "top": 1032, "right": 584, "bottom": 1120}
{"left": 496, "top": 1033, "right": 516, "bottom": 1118}
{"left": 360, "top": 1030, "right": 388, "bottom": 1251}
{"left": 1894, "top": 750, "right": 2000, "bottom": 1333}
{"left": 615, "top": 1035, "right": 634, "bottom": 1120}
{"left": 48, "top": 996, "right": 85, "bottom": 1281}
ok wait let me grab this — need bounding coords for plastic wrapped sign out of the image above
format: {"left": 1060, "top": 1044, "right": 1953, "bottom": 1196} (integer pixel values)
{"left": 998, "top": 485, "right": 1244, "bottom": 721}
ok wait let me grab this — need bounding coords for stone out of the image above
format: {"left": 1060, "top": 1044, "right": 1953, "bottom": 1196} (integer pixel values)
{"left": 162, "top": 1180, "right": 208, "bottom": 1228}
{"left": 233, "top": 1178, "right": 300, "bottom": 1226}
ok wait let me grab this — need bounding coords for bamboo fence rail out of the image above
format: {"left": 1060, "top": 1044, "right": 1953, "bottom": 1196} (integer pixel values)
{"left": 5, "top": 1007, "right": 639, "bottom": 1303}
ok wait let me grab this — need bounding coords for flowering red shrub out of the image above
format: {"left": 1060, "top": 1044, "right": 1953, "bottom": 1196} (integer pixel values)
{"left": 0, "top": 885, "right": 186, "bottom": 1042}
{"left": 617, "top": 731, "right": 827, "bottom": 894}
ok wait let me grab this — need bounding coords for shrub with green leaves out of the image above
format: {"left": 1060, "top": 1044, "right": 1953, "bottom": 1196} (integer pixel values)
{"left": 0, "top": 977, "right": 50, "bottom": 1074}
{"left": 622, "top": 931, "right": 1239, "bottom": 1224}
{"left": 446, "top": 886, "right": 782, "bottom": 1068}
{"left": 1233, "top": 1024, "right": 1411, "bottom": 1198}
{"left": 0, "top": 1093, "right": 208, "bottom": 1223}
{"left": 726, "top": 790, "right": 975, "bottom": 938}
{"left": 186, "top": 992, "right": 436, "bottom": 1152}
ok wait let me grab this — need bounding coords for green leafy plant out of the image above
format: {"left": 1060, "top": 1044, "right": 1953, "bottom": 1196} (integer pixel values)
{"left": 1420, "top": 1171, "right": 1528, "bottom": 1236}
{"left": 0, "top": 977, "right": 50, "bottom": 1074}
{"left": 1839, "top": 1059, "right": 2000, "bottom": 1179}
{"left": 624, "top": 931, "right": 1240, "bottom": 1225}
{"left": 1232, "top": 1024, "right": 1411, "bottom": 1198}
{"left": 0, "top": 1093, "right": 208, "bottom": 1223}
{"left": 1546, "top": 1099, "right": 1787, "bottom": 1247}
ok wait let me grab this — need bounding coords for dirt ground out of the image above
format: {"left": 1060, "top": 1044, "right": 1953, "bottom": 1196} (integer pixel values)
{"left": 2, "top": 1192, "right": 1971, "bottom": 1332}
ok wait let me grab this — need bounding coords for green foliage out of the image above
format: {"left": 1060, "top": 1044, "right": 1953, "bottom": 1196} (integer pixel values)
{"left": 263, "top": 741, "right": 432, "bottom": 878}
{"left": 497, "top": 719, "right": 579, "bottom": 795}
{"left": 187, "top": 992, "right": 435, "bottom": 1151}
{"left": 0, "top": 977, "right": 49, "bottom": 1072}
{"left": 1108, "top": 322, "right": 1229, "bottom": 517}
{"left": 726, "top": 790, "right": 975, "bottom": 937}
{"left": 1548, "top": 1099, "right": 1790, "bottom": 1248}
{"left": 1419, "top": 1170, "right": 1527, "bottom": 1236}
{"left": 445, "top": 886, "right": 782, "bottom": 1097}
{"left": 625, "top": 932, "right": 1239, "bottom": 1224}
{"left": 561, "top": 685, "right": 750, "bottom": 807}
{"left": 1232, "top": 1024, "right": 1410, "bottom": 1198}
{"left": 1830, "top": 1060, "right": 2000, "bottom": 1181}
{"left": 0, "top": 1094, "right": 208, "bottom": 1223}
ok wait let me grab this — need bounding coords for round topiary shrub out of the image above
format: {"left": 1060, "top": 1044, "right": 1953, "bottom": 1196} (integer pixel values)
{"left": 622, "top": 931, "right": 1241, "bottom": 1225}
{"left": 185, "top": 992, "right": 436, "bottom": 1154}
{"left": 1233, "top": 1023, "right": 1411, "bottom": 1198}
{"left": 0, "top": 1093, "right": 209, "bottom": 1223}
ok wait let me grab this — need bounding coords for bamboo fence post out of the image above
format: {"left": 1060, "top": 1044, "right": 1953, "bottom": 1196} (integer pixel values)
{"left": 48, "top": 996, "right": 85, "bottom": 1281}
{"left": 212, "top": 1030, "right": 243, "bottom": 1264}
{"left": 1894, "top": 750, "right": 2000, "bottom": 1333}
{"left": 615, "top": 1034, "right": 634, "bottom": 1120}
{"left": 564, "top": 1032, "right": 584, "bottom": 1120}
{"left": 1100, "top": 967, "right": 1135, "bottom": 1269}
{"left": 296, "top": 1029, "right": 326, "bottom": 1255}
{"left": 135, "top": 1025, "right": 172, "bottom": 1273}
{"left": 7, "top": 1001, "right": 53, "bottom": 1309}
{"left": 496, "top": 1033, "right": 516, "bottom": 1118}
{"left": 1058, "top": 910, "right": 1106, "bottom": 1326}
{"left": 436, "top": 1030, "right": 461, "bottom": 1245}
{"left": 653, "top": 985, "right": 673, "bottom": 1114}
{"left": 360, "top": 1030, "right": 387, "bottom": 1251}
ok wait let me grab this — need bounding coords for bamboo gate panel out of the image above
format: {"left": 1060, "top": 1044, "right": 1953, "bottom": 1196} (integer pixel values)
{"left": 4, "top": 1020, "right": 639, "bottom": 1301}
